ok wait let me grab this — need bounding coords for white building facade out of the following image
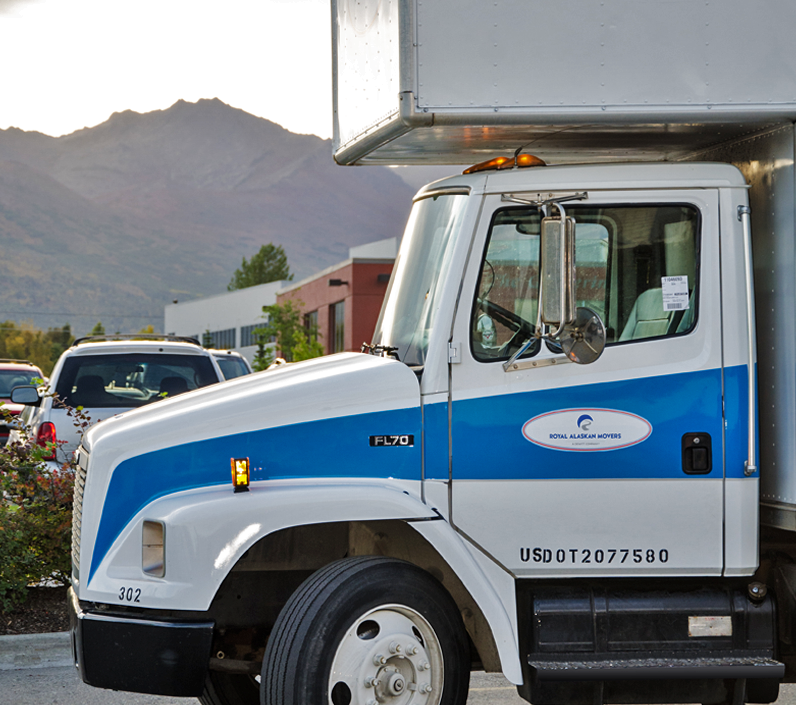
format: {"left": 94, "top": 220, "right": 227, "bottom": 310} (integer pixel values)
{"left": 164, "top": 280, "right": 289, "bottom": 364}
{"left": 163, "top": 239, "right": 398, "bottom": 364}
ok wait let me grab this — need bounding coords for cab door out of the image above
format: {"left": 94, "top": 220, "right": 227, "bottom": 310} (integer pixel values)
{"left": 449, "top": 190, "right": 725, "bottom": 577}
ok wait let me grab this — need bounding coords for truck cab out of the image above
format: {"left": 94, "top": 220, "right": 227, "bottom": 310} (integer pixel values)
{"left": 69, "top": 160, "right": 778, "bottom": 705}
{"left": 383, "top": 162, "right": 754, "bottom": 581}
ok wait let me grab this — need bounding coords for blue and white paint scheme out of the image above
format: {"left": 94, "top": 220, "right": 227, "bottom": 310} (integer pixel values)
{"left": 443, "top": 166, "right": 756, "bottom": 580}
{"left": 72, "top": 163, "right": 758, "bottom": 689}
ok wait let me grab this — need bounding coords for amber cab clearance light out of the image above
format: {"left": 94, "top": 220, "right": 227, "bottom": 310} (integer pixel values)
{"left": 231, "top": 457, "right": 250, "bottom": 493}
{"left": 463, "top": 153, "right": 546, "bottom": 175}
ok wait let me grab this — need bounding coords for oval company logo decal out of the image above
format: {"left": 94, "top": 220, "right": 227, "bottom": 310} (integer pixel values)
{"left": 522, "top": 408, "right": 652, "bottom": 452}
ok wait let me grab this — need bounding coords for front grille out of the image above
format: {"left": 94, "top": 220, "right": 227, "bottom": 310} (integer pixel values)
{"left": 71, "top": 449, "right": 88, "bottom": 578}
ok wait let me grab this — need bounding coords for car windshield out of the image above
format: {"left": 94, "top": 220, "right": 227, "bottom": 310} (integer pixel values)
{"left": 215, "top": 356, "right": 251, "bottom": 380}
{"left": 54, "top": 353, "right": 218, "bottom": 408}
{"left": 0, "top": 369, "right": 41, "bottom": 397}
{"left": 372, "top": 193, "right": 469, "bottom": 367}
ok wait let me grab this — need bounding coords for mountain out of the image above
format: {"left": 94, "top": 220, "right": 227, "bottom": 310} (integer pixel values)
{"left": 0, "top": 99, "right": 418, "bottom": 334}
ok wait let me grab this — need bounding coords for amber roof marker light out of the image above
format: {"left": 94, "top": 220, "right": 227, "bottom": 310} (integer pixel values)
{"left": 463, "top": 151, "right": 546, "bottom": 175}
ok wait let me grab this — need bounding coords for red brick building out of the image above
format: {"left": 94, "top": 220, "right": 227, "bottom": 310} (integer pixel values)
{"left": 277, "top": 239, "right": 397, "bottom": 355}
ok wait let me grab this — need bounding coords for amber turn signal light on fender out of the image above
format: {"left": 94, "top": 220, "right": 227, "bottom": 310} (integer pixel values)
{"left": 231, "top": 457, "right": 250, "bottom": 492}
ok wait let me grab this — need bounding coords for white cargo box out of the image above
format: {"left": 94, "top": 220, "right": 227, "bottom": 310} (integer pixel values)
{"left": 332, "top": 0, "right": 796, "bottom": 165}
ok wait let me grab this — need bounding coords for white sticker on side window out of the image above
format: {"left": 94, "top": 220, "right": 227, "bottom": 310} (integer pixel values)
{"left": 661, "top": 276, "right": 689, "bottom": 311}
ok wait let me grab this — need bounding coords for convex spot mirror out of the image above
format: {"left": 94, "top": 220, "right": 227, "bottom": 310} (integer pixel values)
{"left": 560, "top": 307, "right": 606, "bottom": 364}
{"left": 10, "top": 385, "right": 42, "bottom": 406}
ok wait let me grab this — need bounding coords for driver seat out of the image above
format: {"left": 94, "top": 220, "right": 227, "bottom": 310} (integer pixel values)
{"left": 619, "top": 289, "right": 672, "bottom": 341}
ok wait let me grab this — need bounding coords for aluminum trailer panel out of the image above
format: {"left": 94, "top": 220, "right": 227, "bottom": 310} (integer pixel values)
{"left": 332, "top": 0, "right": 796, "bottom": 165}
{"left": 692, "top": 125, "right": 796, "bottom": 532}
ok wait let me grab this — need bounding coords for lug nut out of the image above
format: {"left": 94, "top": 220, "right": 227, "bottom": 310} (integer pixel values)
{"left": 419, "top": 661, "right": 430, "bottom": 671}
{"left": 409, "top": 644, "right": 419, "bottom": 655}
{"left": 421, "top": 683, "right": 433, "bottom": 694}
{"left": 373, "top": 654, "right": 387, "bottom": 666}
{"left": 365, "top": 677, "right": 380, "bottom": 688}
{"left": 389, "top": 641, "right": 402, "bottom": 654}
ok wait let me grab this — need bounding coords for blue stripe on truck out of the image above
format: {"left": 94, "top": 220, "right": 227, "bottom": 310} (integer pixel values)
{"left": 88, "top": 364, "right": 752, "bottom": 585}
{"left": 451, "top": 365, "right": 748, "bottom": 481}
{"left": 88, "top": 406, "right": 422, "bottom": 584}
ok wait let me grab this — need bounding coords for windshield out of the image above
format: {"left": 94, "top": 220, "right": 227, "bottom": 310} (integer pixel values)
{"left": 372, "top": 193, "right": 469, "bottom": 367}
{"left": 216, "top": 356, "right": 251, "bottom": 380}
{"left": 0, "top": 368, "right": 41, "bottom": 398}
{"left": 54, "top": 353, "right": 218, "bottom": 408}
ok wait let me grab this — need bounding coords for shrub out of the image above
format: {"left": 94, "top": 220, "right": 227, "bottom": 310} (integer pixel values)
{"left": 0, "top": 402, "right": 77, "bottom": 613}
{"left": 0, "top": 506, "right": 41, "bottom": 613}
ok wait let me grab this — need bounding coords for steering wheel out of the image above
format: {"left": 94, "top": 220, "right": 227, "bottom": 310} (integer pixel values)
{"left": 477, "top": 298, "right": 540, "bottom": 358}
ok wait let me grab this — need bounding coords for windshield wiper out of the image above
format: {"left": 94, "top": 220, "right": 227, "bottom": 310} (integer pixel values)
{"left": 361, "top": 343, "right": 400, "bottom": 361}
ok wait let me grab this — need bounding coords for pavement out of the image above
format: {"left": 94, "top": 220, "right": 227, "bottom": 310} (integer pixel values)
{"left": 0, "top": 632, "right": 526, "bottom": 703}
{"left": 0, "top": 631, "right": 72, "bottom": 671}
{"left": 2, "top": 633, "right": 793, "bottom": 705}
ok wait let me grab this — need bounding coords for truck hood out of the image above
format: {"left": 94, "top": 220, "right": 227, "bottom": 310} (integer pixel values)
{"left": 85, "top": 352, "right": 421, "bottom": 464}
{"left": 78, "top": 353, "right": 428, "bottom": 590}
{"left": 81, "top": 353, "right": 423, "bottom": 579}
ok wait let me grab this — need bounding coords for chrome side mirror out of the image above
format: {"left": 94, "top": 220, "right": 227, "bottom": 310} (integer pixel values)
{"left": 539, "top": 215, "right": 576, "bottom": 334}
{"left": 538, "top": 211, "right": 606, "bottom": 365}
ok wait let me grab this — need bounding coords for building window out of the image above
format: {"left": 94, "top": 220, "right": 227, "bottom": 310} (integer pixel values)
{"left": 239, "top": 324, "right": 267, "bottom": 347}
{"left": 304, "top": 311, "right": 319, "bottom": 342}
{"left": 331, "top": 301, "right": 345, "bottom": 353}
{"left": 204, "top": 328, "right": 236, "bottom": 349}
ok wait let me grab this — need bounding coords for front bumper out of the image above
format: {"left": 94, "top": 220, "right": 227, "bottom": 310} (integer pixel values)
{"left": 68, "top": 586, "right": 214, "bottom": 696}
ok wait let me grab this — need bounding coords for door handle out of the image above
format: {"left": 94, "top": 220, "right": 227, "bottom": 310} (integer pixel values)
{"left": 682, "top": 433, "right": 712, "bottom": 475}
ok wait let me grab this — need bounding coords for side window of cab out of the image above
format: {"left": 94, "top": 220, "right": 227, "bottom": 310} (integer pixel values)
{"left": 470, "top": 204, "right": 700, "bottom": 361}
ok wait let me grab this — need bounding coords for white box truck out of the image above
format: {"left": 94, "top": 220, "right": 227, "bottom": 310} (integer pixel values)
{"left": 66, "top": 2, "right": 796, "bottom": 704}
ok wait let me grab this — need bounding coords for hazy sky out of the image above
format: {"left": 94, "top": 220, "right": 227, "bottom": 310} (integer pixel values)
{"left": 0, "top": 0, "right": 333, "bottom": 138}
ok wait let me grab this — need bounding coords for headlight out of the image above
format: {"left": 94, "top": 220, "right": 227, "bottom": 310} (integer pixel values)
{"left": 142, "top": 520, "right": 165, "bottom": 577}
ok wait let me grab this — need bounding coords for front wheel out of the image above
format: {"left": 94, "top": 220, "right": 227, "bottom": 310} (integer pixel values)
{"left": 261, "top": 556, "right": 470, "bottom": 705}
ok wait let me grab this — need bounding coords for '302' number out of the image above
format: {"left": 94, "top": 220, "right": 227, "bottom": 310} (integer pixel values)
{"left": 119, "top": 586, "right": 141, "bottom": 603}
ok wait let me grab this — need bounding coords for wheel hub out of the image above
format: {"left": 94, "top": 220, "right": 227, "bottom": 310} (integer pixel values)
{"left": 328, "top": 604, "right": 444, "bottom": 705}
{"left": 386, "top": 671, "right": 405, "bottom": 695}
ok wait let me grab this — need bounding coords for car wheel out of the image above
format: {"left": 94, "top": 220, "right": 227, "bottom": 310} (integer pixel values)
{"left": 261, "top": 555, "right": 470, "bottom": 705}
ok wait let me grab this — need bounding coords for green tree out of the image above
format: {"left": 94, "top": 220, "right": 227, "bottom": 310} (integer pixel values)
{"left": 251, "top": 300, "right": 323, "bottom": 371}
{"left": 228, "top": 244, "right": 293, "bottom": 291}
{"left": 90, "top": 321, "right": 105, "bottom": 336}
{"left": 0, "top": 321, "right": 73, "bottom": 376}
{"left": 292, "top": 331, "right": 325, "bottom": 362}
{"left": 251, "top": 328, "right": 275, "bottom": 372}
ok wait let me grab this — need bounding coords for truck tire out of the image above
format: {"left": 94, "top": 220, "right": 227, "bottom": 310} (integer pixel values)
{"left": 261, "top": 555, "right": 470, "bottom": 705}
{"left": 200, "top": 672, "right": 259, "bottom": 705}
